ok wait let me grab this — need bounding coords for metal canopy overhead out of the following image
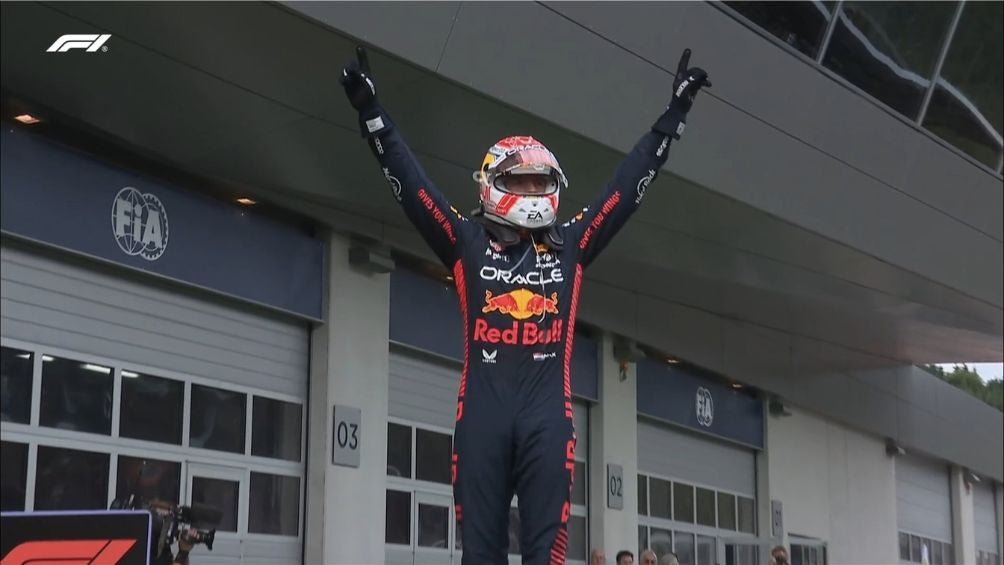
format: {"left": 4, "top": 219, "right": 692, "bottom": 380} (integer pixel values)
{"left": 2, "top": 2, "right": 1001, "bottom": 372}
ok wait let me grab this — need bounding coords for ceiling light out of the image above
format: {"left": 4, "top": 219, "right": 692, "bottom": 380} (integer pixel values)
{"left": 14, "top": 113, "right": 41, "bottom": 125}
{"left": 730, "top": 383, "right": 744, "bottom": 389}
{"left": 236, "top": 197, "right": 256, "bottom": 206}
{"left": 16, "top": 353, "right": 31, "bottom": 359}
{"left": 42, "top": 355, "right": 54, "bottom": 362}
{"left": 666, "top": 357, "right": 679, "bottom": 364}
{"left": 122, "top": 370, "right": 139, "bottom": 378}
{"left": 82, "top": 363, "right": 111, "bottom": 374}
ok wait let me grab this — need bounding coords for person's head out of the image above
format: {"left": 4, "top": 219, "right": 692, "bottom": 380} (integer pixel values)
{"left": 770, "top": 545, "right": 790, "bottom": 565}
{"left": 590, "top": 548, "right": 606, "bottom": 565}
{"left": 640, "top": 549, "right": 658, "bottom": 565}
{"left": 475, "top": 135, "right": 567, "bottom": 230}
{"left": 659, "top": 552, "right": 679, "bottom": 565}
{"left": 616, "top": 549, "right": 635, "bottom": 565}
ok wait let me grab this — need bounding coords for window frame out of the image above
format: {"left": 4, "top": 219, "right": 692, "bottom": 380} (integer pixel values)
{"left": 637, "top": 470, "right": 758, "bottom": 565}
{"left": 0, "top": 338, "right": 306, "bottom": 541}
{"left": 712, "top": 0, "right": 1004, "bottom": 178}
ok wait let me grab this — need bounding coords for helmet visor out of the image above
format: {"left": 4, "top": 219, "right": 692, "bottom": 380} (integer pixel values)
{"left": 494, "top": 173, "right": 559, "bottom": 195}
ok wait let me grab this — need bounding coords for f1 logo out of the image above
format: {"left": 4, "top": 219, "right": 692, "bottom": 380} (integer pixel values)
{"left": 1, "top": 539, "right": 136, "bottom": 565}
{"left": 46, "top": 34, "right": 111, "bottom": 53}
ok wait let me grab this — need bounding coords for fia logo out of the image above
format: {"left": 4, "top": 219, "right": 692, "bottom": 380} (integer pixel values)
{"left": 111, "top": 187, "right": 169, "bottom": 261}
{"left": 482, "top": 349, "right": 498, "bottom": 364}
{"left": 695, "top": 387, "right": 714, "bottom": 427}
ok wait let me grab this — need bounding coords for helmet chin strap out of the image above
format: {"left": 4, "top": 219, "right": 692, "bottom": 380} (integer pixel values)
{"left": 472, "top": 210, "right": 564, "bottom": 251}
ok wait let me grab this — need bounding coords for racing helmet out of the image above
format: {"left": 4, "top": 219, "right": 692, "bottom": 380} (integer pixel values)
{"left": 473, "top": 135, "right": 567, "bottom": 229}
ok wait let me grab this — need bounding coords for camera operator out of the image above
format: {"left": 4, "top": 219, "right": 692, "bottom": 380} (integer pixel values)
{"left": 169, "top": 529, "right": 198, "bottom": 565}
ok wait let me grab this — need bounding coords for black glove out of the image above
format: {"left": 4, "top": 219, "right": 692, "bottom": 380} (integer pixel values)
{"left": 340, "top": 46, "right": 391, "bottom": 136}
{"left": 653, "top": 49, "right": 712, "bottom": 139}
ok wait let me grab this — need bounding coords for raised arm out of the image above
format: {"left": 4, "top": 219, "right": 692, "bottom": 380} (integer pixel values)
{"left": 564, "top": 49, "right": 711, "bottom": 268}
{"left": 340, "top": 46, "right": 473, "bottom": 267}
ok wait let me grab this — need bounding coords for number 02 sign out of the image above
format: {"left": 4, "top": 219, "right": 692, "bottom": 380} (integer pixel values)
{"left": 332, "top": 405, "right": 361, "bottom": 468}
{"left": 607, "top": 463, "right": 624, "bottom": 510}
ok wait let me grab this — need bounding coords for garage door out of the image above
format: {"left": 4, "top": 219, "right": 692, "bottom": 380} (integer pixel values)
{"left": 386, "top": 345, "right": 590, "bottom": 564}
{"left": 896, "top": 454, "right": 952, "bottom": 564}
{"left": 1, "top": 243, "right": 308, "bottom": 565}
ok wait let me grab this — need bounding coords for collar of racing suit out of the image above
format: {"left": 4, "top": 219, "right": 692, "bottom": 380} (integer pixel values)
{"left": 472, "top": 213, "right": 564, "bottom": 251}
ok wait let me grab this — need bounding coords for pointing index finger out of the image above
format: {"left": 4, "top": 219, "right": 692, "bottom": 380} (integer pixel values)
{"left": 356, "top": 46, "right": 370, "bottom": 75}
{"left": 676, "top": 48, "right": 691, "bottom": 77}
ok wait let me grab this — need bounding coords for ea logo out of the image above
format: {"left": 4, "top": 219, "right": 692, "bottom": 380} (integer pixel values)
{"left": 695, "top": 387, "right": 714, "bottom": 427}
{"left": 111, "top": 187, "right": 169, "bottom": 261}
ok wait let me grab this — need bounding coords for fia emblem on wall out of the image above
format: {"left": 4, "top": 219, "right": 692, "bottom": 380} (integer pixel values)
{"left": 111, "top": 187, "right": 169, "bottom": 261}
{"left": 695, "top": 387, "right": 714, "bottom": 427}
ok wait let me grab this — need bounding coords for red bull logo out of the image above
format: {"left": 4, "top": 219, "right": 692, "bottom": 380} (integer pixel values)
{"left": 482, "top": 288, "right": 559, "bottom": 320}
{"left": 473, "top": 318, "right": 564, "bottom": 345}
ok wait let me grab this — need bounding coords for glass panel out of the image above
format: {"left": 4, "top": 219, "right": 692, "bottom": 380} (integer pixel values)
{"left": 508, "top": 506, "right": 521, "bottom": 554}
{"left": 415, "top": 428, "right": 452, "bottom": 484}
{"left": 650, "top": 527, "right": 673, "bottom": 559}
{"left": 1, "top": 441, "right": 28, "bottom": 511}
{"left": 674, "top": 483, "right": 695, "bottom": 523}
{"left": 697, "top": 535, "right": 716, "bottom": 565}
{"left": 34, "top": 445, "right": 109, "bottom": 510}
{"left": 944, "top": 543, "right": 954, "bottom": 565}
{"left": 739, "top": 544, "right": 759, "bottom": 565}
{"left": 900, "top": 532, "right": 912, "bottom": 561}
{"left": 651, "top": 477, "right": 672, "bottom": 519}
{"left": 696, "top": 487, "right": 716, "bottom": 527}
{"left": 456, "top": 517, "right": 462, "bottom": 550}
{"left": 911, "top": 535, "right": 922, "bottom": 562}
{"left": 822, "top": 1, "right": 957, "bottom": 119}
{"left": 40, "top": 355, "right": 112, "bottom": 434}
{"left": 718, "top": 492, "right": 737, "bottom": 530}
{"left": 725, "top": 1, "right": 834, "bottom": 58}
{"left": 572, "top": 460, "right": 587, "bottom": 506}
{"left": 249, "top": 472, "right": 300, "bottom": 536}
{"left": 639, "top": 525, "right": 649, "bottom": 556}
{"left": 738, "top": 496, "right": 757, "bottom": 534}
{"left": 191, "top": 477, "right": 238, "bottom": 532}
{"left": 568, "top": 514, "right": 587, "bottom": 561}
{"left": 387, "top": 422, "right": 412, "bottom": 478}
{"left": 189, "top": 384, "right": 246, "bottom": 454}
{"left": 792, "top": 545, "right": 804, "bottom": 565}
{"left": 675, "top": 531, "right": 696, "bottom": 565}
{"left": 119, "top": 372, "right": 183, "bottom": 445}
{"left": 115, "top": 455, "right": 181, "bottom": 504}
{"left": 1, "top": 346, "right": 33, "bottom": 424}
{"left": 638, "top": 474, "right": 648, "bottom": 515}
{"left": 933, "top": 541, "right": 944, "bottom": 565}
{"left": 385, "top": 489, "right": 410, "bottom": 544}
{"left": 921, "top": 1, "right": 1003, "bottom": 168}
{"left": 251, "top": 396, "right": 302, "bottom": 461}
{"left": 417, "top": 502, "right": 449, "bottom": 548}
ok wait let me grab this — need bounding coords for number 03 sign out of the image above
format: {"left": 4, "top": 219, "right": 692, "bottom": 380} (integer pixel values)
{"left": 332, "top": 405, "right": 361, "bottom": 468}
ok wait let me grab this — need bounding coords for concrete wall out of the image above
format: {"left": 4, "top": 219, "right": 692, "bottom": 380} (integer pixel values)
{"left": 588, "top": 333, "right": 640, "bottom": 559}
{"left": 768, "top": 406, "right": 899, "bottom": 565}
{"left": 304, "top": 233, "right": 391, "bottom": 564}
